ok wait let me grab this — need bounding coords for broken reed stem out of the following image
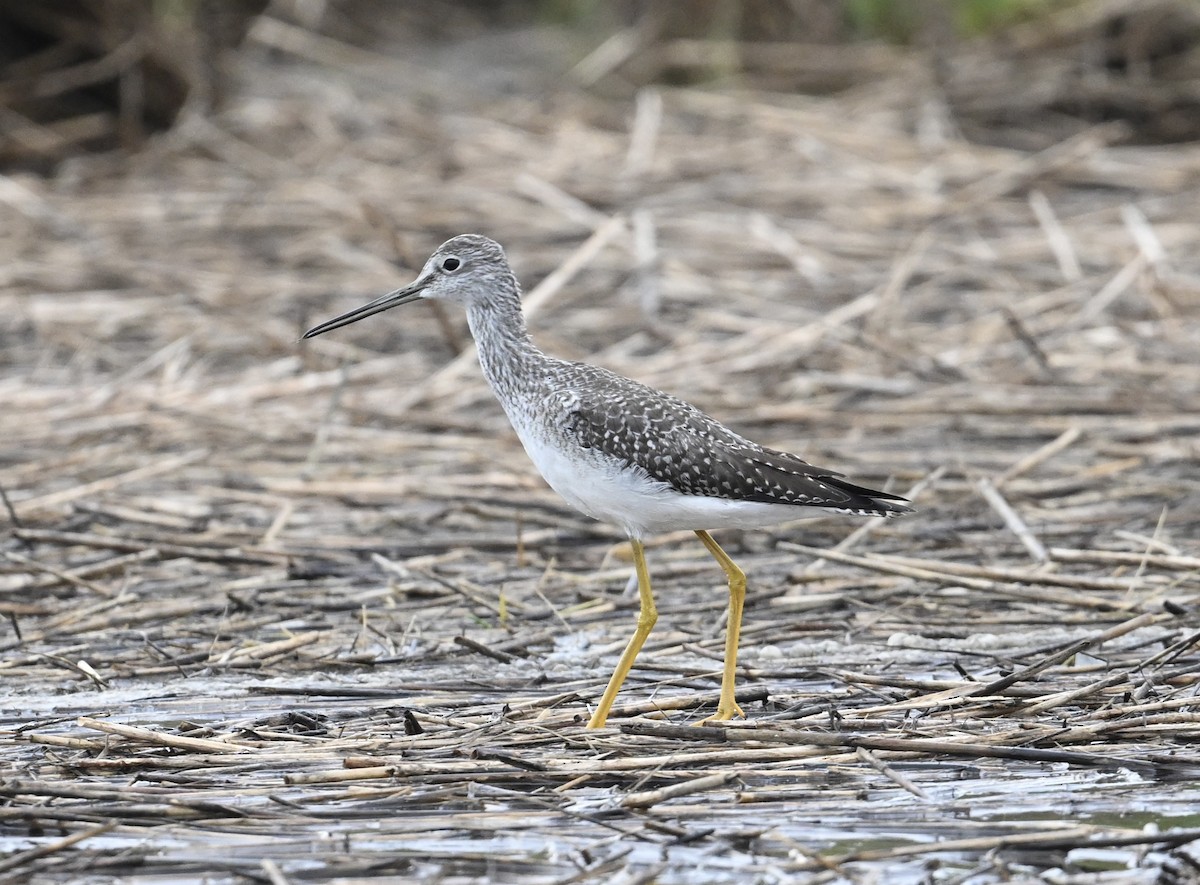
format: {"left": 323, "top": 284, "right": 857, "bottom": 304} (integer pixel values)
{"left": 977, "top": 477, "right": 1048, "bottom": 562}
{"left": 76, "top": 717, "right": 253, "bottom": 754}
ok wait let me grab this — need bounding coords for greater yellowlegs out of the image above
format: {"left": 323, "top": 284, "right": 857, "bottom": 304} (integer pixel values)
{"left": 304, "top": 235, "right": 911, "bottom": 729}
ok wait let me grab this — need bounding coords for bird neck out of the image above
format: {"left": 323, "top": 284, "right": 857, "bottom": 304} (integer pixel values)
{"left": 465, "top": 279, "right": 543, "bottom": 400}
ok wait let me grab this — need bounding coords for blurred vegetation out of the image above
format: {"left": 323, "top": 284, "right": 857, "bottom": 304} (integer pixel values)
{"left": 846, "top": 0, "right": 1069, "bottom": 42}
{"left": 535, "top": 0, "right": 1083, "bottom": 43}
{"left": 150, "top": 0, "right": 202, "bottom": 24}
{"left": 3, "top": 0, "right": 1198, "bottom": 169}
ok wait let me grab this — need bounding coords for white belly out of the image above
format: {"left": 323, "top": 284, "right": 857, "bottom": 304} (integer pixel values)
{"left": 510, "top": 420, "right": 822, "bottom": 539}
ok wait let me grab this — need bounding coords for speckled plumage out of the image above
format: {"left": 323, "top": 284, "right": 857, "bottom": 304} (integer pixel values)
{"left": 552, "top": 363, "right": 907, "bottom": 513}
{"left": 304, "top": 234, "right": 913, "bottom": 728}
{"left": 305, "top": 234, "right": 910, "bottom": 535}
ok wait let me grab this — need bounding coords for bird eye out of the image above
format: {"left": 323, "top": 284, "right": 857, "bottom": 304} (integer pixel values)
{"left": 441, "top": 256, "right": 462, "bottom": 272}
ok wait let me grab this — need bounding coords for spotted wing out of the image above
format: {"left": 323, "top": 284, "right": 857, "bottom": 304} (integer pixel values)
{"left": 557, "top": 367, "right": 911, "bottom": 516}
{"left": 727, "top": 446, "right": 912, "bottom": 514}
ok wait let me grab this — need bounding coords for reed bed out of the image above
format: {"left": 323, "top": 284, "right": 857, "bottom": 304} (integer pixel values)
{"left": 2, "top": 3, "right": 1199, "bottom": 882}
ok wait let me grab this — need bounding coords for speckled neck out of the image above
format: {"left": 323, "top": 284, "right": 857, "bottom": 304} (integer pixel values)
{"left": 465, "top": 272, "right": 544, "bottom": 405}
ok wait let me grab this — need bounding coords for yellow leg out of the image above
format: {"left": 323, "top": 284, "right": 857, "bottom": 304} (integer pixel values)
{"left": 587, "top": 538, "right": 657, "bottom": 729}
{"left": 694, "top": 530, "right": 747, "bottom": 723}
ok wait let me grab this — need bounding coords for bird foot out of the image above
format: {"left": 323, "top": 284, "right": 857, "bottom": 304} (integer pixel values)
{"left": 694, "top": 699, "right": 745, "bottom": 726}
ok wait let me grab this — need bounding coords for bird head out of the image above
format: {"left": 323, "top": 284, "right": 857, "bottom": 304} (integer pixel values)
{"left": 302, "top": 234, "right": 510, "bottom": 339}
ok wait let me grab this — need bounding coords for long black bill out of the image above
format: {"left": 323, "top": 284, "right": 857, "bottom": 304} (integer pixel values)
{"left": 302, "top": 277, "right": 429, "bottom": 339}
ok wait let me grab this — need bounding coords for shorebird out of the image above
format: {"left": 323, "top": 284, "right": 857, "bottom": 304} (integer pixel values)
{"left": 304, "top": 235, "right": 911, "bottom": 729}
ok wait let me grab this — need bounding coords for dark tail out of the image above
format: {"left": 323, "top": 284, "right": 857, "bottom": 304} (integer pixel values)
{"left": 823, "top": 475, "right": 914, "bottom": 516}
